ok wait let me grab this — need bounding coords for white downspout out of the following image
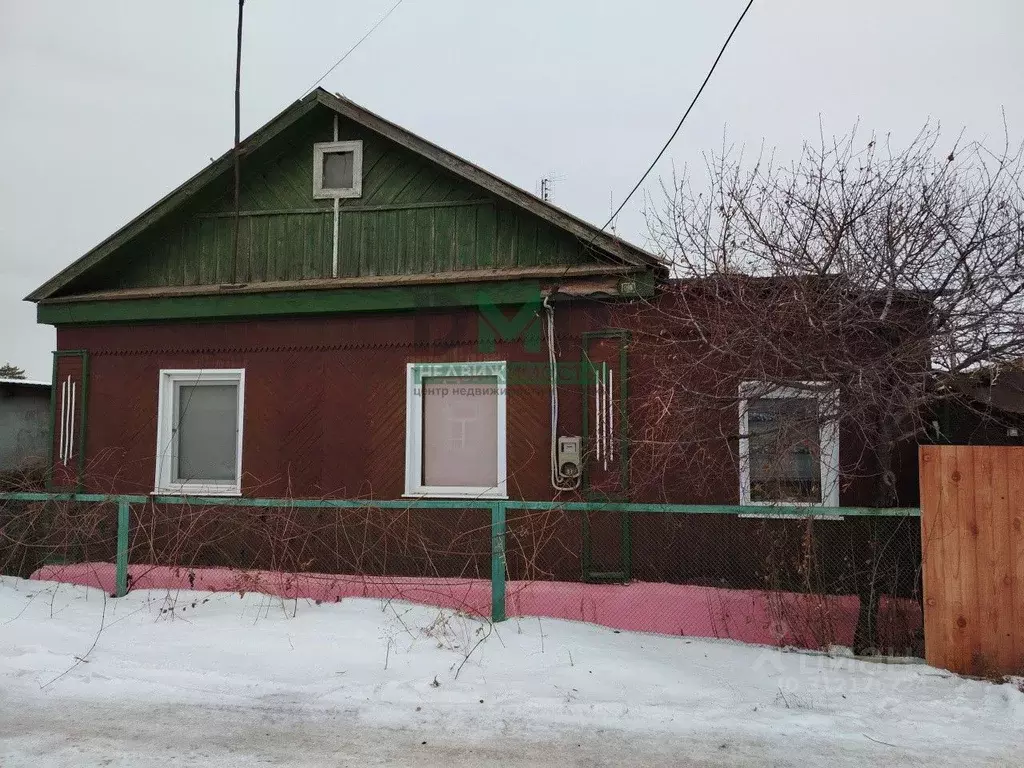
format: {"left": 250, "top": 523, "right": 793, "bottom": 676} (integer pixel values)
{"left": 544, "top": 295, "right": 580, "bottom": 492}
{"left": 331, "top": 114, "right": 340, "bottom": 278}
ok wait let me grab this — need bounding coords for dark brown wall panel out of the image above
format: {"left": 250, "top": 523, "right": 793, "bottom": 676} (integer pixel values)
{"left": 59, "top": 305, "right": 596, "bottom": 498}
{"left": 57, "top": 297, "right": 896, "bottom": 505}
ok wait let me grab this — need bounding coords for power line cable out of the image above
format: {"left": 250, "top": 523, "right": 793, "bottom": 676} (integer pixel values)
{"left": 301, "top": 0, "right": 406, "bottom": 97}
{"left": 601, "top": 0, "right": 755, "bottom": 231}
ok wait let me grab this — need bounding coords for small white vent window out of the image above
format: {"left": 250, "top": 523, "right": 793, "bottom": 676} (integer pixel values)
{"left": 313, "top": 140, "right": 363, "bottom": 199}
{"left": 154, "top": 369, "right": 245, "bottom": 496}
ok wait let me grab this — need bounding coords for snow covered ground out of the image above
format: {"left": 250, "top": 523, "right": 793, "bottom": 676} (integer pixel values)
{"left": 0, "top": 577, "right": 1020, "bottom": 767}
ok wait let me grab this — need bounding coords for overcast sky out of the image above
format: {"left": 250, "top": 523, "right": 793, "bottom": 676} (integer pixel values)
{"left": 1, "top": 0, "right": 1022, "bottom": 379}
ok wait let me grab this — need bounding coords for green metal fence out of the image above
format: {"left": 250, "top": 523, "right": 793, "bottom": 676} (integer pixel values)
{"left": 0, "top": 491, "right": 918, "bottom": 624}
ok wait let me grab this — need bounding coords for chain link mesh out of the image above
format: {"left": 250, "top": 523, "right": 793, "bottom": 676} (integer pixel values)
{"left": 1, "top": 496, "right": 922, "bottom": 655}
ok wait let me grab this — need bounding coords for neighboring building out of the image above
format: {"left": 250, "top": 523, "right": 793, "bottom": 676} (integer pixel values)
{"left": 936, "top": 365, "right": 1024, "bottom": 446}
{"left": 23, "top": 89, "right": 920, "bottom": 588}
{"left": 0, "top": 379, "right": 51, "bottom": 475}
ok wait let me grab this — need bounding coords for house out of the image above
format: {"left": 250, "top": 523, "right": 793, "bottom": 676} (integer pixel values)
{"left": 0, "top": 378, "right": 51, "bottom": 477}
{"left": 25, "top": 89, "right": 919, "bottom": 594}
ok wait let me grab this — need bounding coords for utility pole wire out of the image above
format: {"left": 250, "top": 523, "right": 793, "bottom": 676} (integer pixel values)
{"left": 302, "top": 0, "right": 406, "bottom": 97}
{"left": 230, "top": 0, "right": 244, "bottom": 284}
{"left": 601, "top": 0, "right": 755, "bottom": 231}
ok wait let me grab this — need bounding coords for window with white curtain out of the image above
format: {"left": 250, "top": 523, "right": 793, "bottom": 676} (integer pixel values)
{"left": 154, "top": 369, "right": 245, "bottom": 495}
{"left": 405, "top": 362, "right": 507, "bottom": 498}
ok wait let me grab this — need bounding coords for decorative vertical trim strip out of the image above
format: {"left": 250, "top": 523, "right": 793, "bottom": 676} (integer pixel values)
{"left": 58, "top": 377, "right": 67, "bottom": 464}
{"left": 594, "top": 366, "right": 602, "bottom": 464}
{"left": 68, "top": 378, "right": 76, "bottom": 463}
{"left": 47, "top": 349, "right": 89, "bottom": 492}
{"left": 601, "top": 363, "right": 609, "bottom": 472}
{"left": 608, "top": 367, "right": 614, "bottom": 463}
{"left": 581, "top": 330, "right": 631, "bottom": 499}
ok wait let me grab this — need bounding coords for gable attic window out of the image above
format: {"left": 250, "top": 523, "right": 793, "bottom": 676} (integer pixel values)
{"left": 154, "top": 369, "right": 245, "bottom": 496}
{"left": 405, "top": 362, "right": 507, "bottom": 499}
{"left": 738, "top": 381, "right": 839, "bottom": 507}
{"left": 313, "top": 140, "right": 363, "bottom": 199}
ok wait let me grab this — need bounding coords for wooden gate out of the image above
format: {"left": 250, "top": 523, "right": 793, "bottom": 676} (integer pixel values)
{"left": 919, "top": 445, "right": 1024, "bottom": 676}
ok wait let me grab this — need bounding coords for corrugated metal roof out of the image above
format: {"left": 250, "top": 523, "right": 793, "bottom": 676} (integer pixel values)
{"left": 0, "top": 378, "right": 50, "bottom": 388}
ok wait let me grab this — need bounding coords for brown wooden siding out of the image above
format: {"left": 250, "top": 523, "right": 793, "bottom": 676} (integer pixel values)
{"left": 60, "top": 305, "right": 601, "bottom": 499}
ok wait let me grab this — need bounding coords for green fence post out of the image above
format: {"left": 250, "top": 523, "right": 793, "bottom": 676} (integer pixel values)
{"left": 115, "top": 499, "right": 130, "bottom": 597}
{"left": 490, "top": 501, "right": 507, "bottom": 623}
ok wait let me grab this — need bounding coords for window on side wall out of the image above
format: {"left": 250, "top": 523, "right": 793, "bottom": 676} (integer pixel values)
{"left": 739, "top": 382, "right": 838, "bottom": 507}
{"left": 312, "top": 140, "right": 363, "bottom": 199}
{"left": 155, "top": 369, "right": 245, "bottom": 495}
{"left": 405, "top": 362, "right": 507, "bottom": 499}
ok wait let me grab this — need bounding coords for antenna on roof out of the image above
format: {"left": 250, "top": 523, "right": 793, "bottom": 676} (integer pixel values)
{"left": 538, "top": 173, "right": 566, "bottom": 203}
{"left": 609, "top": 190, "right": 617, "bottom": 235}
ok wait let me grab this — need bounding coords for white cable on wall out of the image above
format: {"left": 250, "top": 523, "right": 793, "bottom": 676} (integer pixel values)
{"left": 544, "top": 296, "right": 580, "bottom": 492}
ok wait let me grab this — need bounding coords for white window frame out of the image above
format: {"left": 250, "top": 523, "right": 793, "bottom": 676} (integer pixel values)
{"left": 154, "top": 369, "right": 245, "bottom": 496}
{"left": 404, "top": 361, "right": 508, "bottom": 499}
{"left": 312, "top": 140, "right": 363, "bottom": 199}
{"left": 738, "top": 381, "right": 839, "bottom": 508}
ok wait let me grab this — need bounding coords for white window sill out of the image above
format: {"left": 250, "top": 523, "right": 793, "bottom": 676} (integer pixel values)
{"left": 403, "top": 489, "right": 508, "bottom": 501}
{"left": 313, "top": 187, "right": 360, "bottom": 199}
{"left": 152, "top": 486, "right": 242, "bottom": 498}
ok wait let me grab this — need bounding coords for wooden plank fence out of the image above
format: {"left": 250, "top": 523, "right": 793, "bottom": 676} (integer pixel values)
{"left": 920, "top": 445, "right": 1024, "bottom": 676}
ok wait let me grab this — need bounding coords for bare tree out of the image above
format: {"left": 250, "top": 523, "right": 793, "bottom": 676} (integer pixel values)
{"left": 635, "top": 123, "right": 1024, "bottom": 651}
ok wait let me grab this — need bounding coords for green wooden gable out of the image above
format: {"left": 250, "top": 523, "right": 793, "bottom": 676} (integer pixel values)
{"left": 30, "top": 89, "right": 662, "bottom": 324}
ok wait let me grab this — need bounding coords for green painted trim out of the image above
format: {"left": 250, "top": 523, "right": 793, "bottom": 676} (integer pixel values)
{"left": 0, "top": 492, "right": 921, "bottom": 518}
{"left": 115, "top": 500, "right": 130, "bottom": 597}
{"left": 515, "top": 503, "right": 920, "bottom": 517}
{"left": 490, "top": 502, "right": 507, "bottom": 622}
{"left": 581, "top": 510, "right": 591, "bottom": 578}
{"left": 0, "top": 492, "right": 499, "bottom": 508}
{"left": 78, "top": 352, "right": 89, "bottom": 489}
{"left": 621, "top": 508, "right": 632, "bottom": 581}
{"left": 38, "top": 281, "right": 546, "bottom": 325}
{"left": 617, "top": 333, "right": 630, "bottom": 494}
{"left": 46, "top": 349, "right": 89, "bottom": 492}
